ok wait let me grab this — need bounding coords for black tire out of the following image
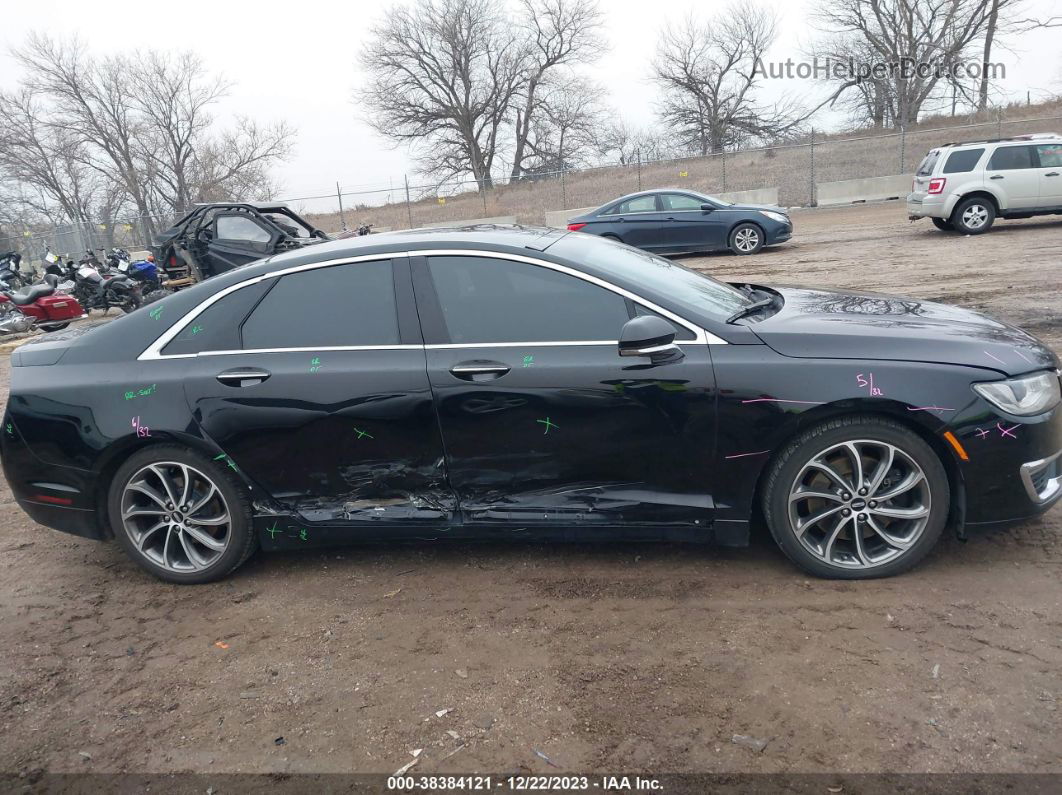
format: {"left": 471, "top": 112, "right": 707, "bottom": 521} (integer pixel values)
{"left": 108, "top": 444, "right": 258, "bottom": 584}
{"left": 762, "top": 415, "right": 949, "bottom": 580}
{"left": 931, "top": 217, "right": 953, "bottom": 231}
{"left": 41, "top": 323, "right": 70, "bottom": 332}
{"left": 143, "top": 288, "right": 173, "bottom": 305}
{"left": 951, "top": 196, "right": 995, "bottom": 235}
{"left": 728, "top": 222, "right": 765, "bottom": 255}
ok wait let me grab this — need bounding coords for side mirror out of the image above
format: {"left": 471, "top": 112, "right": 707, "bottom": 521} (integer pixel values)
{"left": 618, "top": 315, "right": 682, "bottom": 362}
{"left": 699, "top": 203, "right": 715, "bottom": 212}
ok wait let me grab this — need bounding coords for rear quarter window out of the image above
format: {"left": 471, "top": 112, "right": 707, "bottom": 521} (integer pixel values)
{"left": 942, "top": 148, "right": 985, "bottom": 173}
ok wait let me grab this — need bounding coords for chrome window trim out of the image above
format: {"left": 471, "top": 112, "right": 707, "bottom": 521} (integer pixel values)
{"left": 137, "top": 249, "right": 725, "bottom": 362}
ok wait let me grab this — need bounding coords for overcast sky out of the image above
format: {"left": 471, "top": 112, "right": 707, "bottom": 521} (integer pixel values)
{"left": 2, "top": 0, "right": 1059, "bottom": 211}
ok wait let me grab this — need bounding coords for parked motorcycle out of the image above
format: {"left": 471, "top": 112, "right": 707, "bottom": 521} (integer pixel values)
{"left": 109, "top": 248, "right": 161, "bottom": 292}
{"left": 73, "top": 259, "right": 142, "bottom": 314}
{"left": 0, "top": 251, "right": 30, "bottom": 291}
{"left": 0, "top": 274, "right": 86, "bottom": 334}
{"left": 41, "top": 250, "right": 77, "bottom": 293}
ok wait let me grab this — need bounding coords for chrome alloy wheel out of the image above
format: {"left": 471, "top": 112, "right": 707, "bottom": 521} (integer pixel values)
{"left": 120, "top": 462, "right": 231, "bottom": 572}
{"left": 734, "top": 227, "right": 760, "bottom": 252}
{"left": 786, "top": 440, "right": 932, "bottom": 570}
{"left": 961, "top": 203, "right": 989, "bottom": 229}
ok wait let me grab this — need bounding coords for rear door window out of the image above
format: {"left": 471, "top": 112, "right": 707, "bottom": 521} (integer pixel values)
{"left": 942, "top": 148, "right": 985, "bottom": 173}
{"left": 988, "top": 145, "right": 1035, "bottom": 170}
{"left": 605, "top": 196, "right": 659, "bottom": 215}
{"left": 241, "top": 260, "right": 399, "bottom": 349}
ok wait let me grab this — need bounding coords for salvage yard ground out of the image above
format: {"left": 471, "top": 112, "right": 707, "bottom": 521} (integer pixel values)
{"left": 0, "top": 202, "right": 1060, "bottom": 778}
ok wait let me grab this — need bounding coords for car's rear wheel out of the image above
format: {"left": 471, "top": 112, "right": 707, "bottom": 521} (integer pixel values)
{"left": 108, "top": 445, "right": 257, "bottom": 583}
{"left": 762, "top": 416, "right": 948, "bottom": 579}
{"left": 729, "top": 223, "right": 764, "bottom": 255}
{"left": 931, "top": 217, "right": 953, "bottom": 231}
{"left": 951, "top": 197, "right": 995, "bottom": 234}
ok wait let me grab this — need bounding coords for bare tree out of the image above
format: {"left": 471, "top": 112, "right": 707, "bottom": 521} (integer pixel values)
{"left": 599, "top": 121, "right": 675, "bottom": 164}
{"left": 652, "top": 3, "right": 808, "bottom": 155}
{"left": 519, "top": 78, "right": 610, "bottom": 172}
{"left": 811, "top": 0, "right": 1006, "bottom": 126}
{"left": 128, "top": 52, "right": 293, "bottom": 215}
{"left": 508, "top": 0, "right": 605, "bottom": 179}
{"left": 358, "top": 0, "right": 524, "bottom": 189}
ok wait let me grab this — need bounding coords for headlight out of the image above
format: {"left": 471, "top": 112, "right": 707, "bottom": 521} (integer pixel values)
{"left": 973, "top": 371, "right": 1061, "bottom": 416}
{"left": 759, "top": 210, "right": 789, "bottom": 224}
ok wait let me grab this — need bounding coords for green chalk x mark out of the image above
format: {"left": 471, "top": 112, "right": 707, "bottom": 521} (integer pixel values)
{"left": 354, "top": 427, "right": 374, "bottom": 440}
{"left": 536, "top": 417, "right": 559, "bottom": 435}
{"left": 266, "top": 521, "right": 281, "bottom": 539}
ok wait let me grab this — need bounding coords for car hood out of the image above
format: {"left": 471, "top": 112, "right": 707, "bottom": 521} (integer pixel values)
{"left": 748, "top": 286, "right": 1058, "bottom": 376}
{"left": 725, "top": 203, "right": 785, "bottom": 214}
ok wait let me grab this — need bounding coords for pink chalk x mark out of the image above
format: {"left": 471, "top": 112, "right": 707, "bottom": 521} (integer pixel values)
{"left": 984, "top": 350, "right": 1006, "bottom": 365}
{"left": 996, "top": 422, "right": 1018, "bottom": 439}
{"left": 741, "top": 398, "right": 824, "bottom": 405}
{"left": 906, "top": 406, "right": 956, "bottom": 412}
{"left": 975, "top": 428, "right": 991, "bottom": 439}
{"left": 725, "top": 450, "right": 770, "bottom": 460}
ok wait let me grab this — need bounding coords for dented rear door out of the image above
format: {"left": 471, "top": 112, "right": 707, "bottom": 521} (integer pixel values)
{"left": 179, "top": 255, "right": 455, "bottom": 526}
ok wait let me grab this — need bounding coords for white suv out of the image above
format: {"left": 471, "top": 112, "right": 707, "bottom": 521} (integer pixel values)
{"left": 907, "top": 133, "right": 1062, "bottom": 234}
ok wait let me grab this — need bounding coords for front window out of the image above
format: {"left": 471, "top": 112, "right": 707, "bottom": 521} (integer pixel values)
{"left": 427, "top": 256, "right": 631, "bottom": 343}
{"left": 216, "top": 215, "right": 272, "bottom": 243}
{"left": 660, "top": 193, "right": 705, "bottom": 211}
{"left": 1036, "top": 144, "right": 1062, "bottom": 168}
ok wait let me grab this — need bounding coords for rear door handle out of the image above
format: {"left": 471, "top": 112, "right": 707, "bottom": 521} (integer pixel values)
{"left": 1047, "top": 172, "right": 1060, "bottom": 177}
{"left": 449, "top": 360, "right": 511, "bottom": 382}
{"left": 216, "top": 368, "right": 271, "bottom": 387}
{"left": 990, "top": 174, "right": 1004, "bottom": 179}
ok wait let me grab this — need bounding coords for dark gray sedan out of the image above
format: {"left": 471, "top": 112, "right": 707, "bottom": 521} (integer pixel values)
{"left": 566, "top": 189, "right": 792, "bottom": 256}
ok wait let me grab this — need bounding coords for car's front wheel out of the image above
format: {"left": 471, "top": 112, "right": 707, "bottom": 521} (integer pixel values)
{"left": 729, "top": 223, "right": 764, "bottom": 255}
{"left": 762, "top": 416, "right": 949, "bottom": 579}
{"left": 951, "top": 196, "right": 995, "bottom": 234}
{"left": 108, "top": 445, "right": 258, "bottom": 583}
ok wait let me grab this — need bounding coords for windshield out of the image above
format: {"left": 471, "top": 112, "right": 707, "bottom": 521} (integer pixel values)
{"left": 558, "top": 235, "right": 751, "bottom": 321}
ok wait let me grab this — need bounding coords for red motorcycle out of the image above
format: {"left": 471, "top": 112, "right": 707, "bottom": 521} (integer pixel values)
{"left": 0, "top": 275, "right": 86, "bottom": 334}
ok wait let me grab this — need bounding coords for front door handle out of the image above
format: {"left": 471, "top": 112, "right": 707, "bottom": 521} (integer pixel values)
{"left": 216, "top": 368, "right": 271, "bottom": 387}
{"left": 1046, "top": 172, "right": 1060, "bottom": 177}
{"left": 449, "top": 360, "right": 511, "bottom": 382}
{"left": 990, "top": 174, "right": 1004, "bottom": 179}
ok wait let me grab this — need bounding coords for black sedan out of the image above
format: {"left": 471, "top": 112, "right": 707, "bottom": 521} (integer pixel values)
{"left": 3, "top": 227, "right": 1059, "bottom": 583}
{"left": 566, "top": 189, "right": 792, "bottom": 255}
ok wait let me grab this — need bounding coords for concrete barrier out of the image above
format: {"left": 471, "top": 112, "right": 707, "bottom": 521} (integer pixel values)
{"left": 817, "top": 175, "right": 913, "bottom": 206}
{"left": 422, "top": 215, "right": 517, "bottom": 229}
{"left": 544, "top": 206, "right": 596, "bottom": 228}
{"left": 715, "top": 187, "right": 779, "bottom": 206}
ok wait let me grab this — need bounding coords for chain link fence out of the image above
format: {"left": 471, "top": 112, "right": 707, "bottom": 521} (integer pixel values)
{"left": 4, "top": 107, "right": 1061, "bottom": 264}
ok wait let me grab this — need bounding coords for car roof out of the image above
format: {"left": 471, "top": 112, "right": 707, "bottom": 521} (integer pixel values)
{"left": 261, "top": 224, "right": 568, "bottom": 269}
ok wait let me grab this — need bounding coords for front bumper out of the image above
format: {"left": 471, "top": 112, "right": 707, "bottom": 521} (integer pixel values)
{"left": 956, "top": 401, "right": 1062, "bottom": 525}
{"left": 766, "top": 223, "right": 792, "bottom": 245}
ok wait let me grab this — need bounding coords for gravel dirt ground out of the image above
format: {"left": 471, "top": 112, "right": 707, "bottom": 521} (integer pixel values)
{"left": 0, "top": 202, "right": 1060, "bottom": 780}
